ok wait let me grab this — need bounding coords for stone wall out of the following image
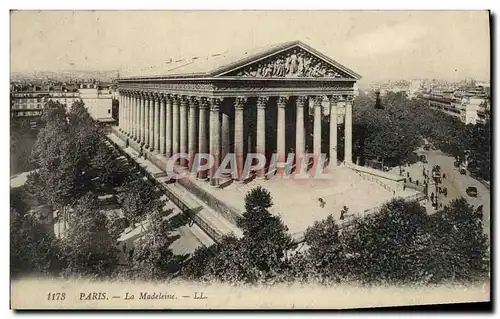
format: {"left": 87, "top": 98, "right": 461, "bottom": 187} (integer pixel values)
{"left": 345, "top": 163, "right": 406, "bottom": 192}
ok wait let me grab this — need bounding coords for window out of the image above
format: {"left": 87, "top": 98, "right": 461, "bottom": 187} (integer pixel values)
{"left": 108, "top": 109, "right": 111, "bottom": 114}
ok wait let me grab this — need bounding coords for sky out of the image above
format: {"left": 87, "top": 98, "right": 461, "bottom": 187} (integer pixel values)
{"left": 10, "top": 10, "right": 491, "bottom": 83}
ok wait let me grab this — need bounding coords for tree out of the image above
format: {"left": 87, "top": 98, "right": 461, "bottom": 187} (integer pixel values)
{"left": 182, "top": 245, "right": 217, "bottom": 281}
{"left": 90, "top": 142, "right": 129, "bottom": 189}
{"left": 238, "top": 187, "right": 293, "bottom": 279}
{"left": 425, "top": 198, "right": 489, "bottom": 283}
{"left": 352, "top": 93, "right": 421, "bottom": 167}
{"left": 116, "top": 177, "right": 157, "bottom": 226}
{"left": 59, "top": 192, "right": 119, "bottom": 277}
{"left": 10, "top": 118, "right": 38, "bottom": 174}
{"left": 182, "top": 187, "right": 292, "bottom": 284}
{"left": 466, "top": 121, "right": 491, "bottom": 181}
{"left": 336, "top": 199, "right": 429, "bottom": 284}
{"left": 200, "top": 235, "right": 256, "bottom": 283}
{"left": 26, "top": 100, "right": 100, "bottom": 234}
{"left": 127, "top": 203, "right": 178, "bottom": 280}
{"left": 303, "top": 215, "right": 343, "bottom": 282}
{"left": 10, "top": 204, "right": 60, "bottom": 277}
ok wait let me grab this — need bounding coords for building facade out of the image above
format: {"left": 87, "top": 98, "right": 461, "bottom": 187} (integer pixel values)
{"left": 117, "top": 41, "right": 361, "bottom": 186}
{"left": 79, "top": 82, "right": 115, "bottom": 121}
{"left": 10, "top": 91, "right": 80, "bottom": 118}
{"left": 10, "top": 81, "right": 116, "bottom": 123}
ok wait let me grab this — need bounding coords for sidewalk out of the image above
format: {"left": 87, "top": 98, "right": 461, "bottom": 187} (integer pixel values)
{"left": 107, "top": 132, "right": 242, "bottom": 245}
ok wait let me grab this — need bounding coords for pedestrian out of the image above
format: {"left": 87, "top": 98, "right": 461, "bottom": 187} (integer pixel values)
{"left": 443, "top": 173, "right": 446, "bottom": 179}
{"left": 318, "top": 198, "right": 326, "bottom": 208}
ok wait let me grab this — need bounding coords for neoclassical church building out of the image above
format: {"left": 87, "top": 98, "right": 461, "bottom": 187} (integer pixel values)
{"left": 117, "top": 40, "right": 361, "bottom": 184}
{"left": 114, "top": 41, "right": 413, "bottom": 243}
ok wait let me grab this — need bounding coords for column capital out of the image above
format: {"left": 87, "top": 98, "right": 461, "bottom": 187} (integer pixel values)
{"left": 277, "top": 96, "right": 288, "bottom": 108}
{"left": 172, "top": 94, "right": 181, "bottom": 103}
{"left": 234, "top": 96, "right": 247, "bottom": 110}
{"left": 180, "top": 95, "right": 190, "bottom": 106}
{"left": 146, "top": 92, "right": 156, "bottom": 101}
{"left": 209, "top": 98, "right": 222, "bottom": 111}
{"left": 189, "top": 96, "right": 199, "bottom": 109}
{"left": 158, "top": 93, "right": 167, "bottom": 103}
{"left": 199, "top": 97, "right": 209, "bottom": 109}
{"left": 256, "top": 96, "right": 269, "bottom": 109}
{"left": 296, "top": 96, "right": 307, "bottom": 107}
{"left": 141, "top": 91, "right": 152, "bottom": 100}
{"left": 163, "top": 93, "right": 173, "bottom": 103}
{"left": 152, "top": 92, "right": 162, "bottom": 102}
{"left": 344, "top": 94, "right": 354, "bottom": 102}
{"left": 328, "top": 95, "right": 342, "bottom": 102}
{"left": 312, "top": 95, "right": 324, "bottom": 106}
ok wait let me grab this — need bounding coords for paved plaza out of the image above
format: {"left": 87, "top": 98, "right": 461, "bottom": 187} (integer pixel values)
{"left": 191, "top": 166, "right": 420, "bottom": 236}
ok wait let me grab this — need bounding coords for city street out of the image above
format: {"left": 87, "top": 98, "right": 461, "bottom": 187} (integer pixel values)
{"left": 417, "top": 149, "right": 490, "bottom": 236}
{"left": 389, "top": 147, "right": 490, "bottom": 237}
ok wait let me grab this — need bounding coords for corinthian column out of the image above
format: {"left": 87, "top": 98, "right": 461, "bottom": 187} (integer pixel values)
{"left": 344, "top": 95, "right": 353, "bottom": 164}
{"left": 313, "top": 95, "right": 323, "bottom": 164}
{"left": 209, "top": 98, "right": 221, "bottom": 186}
{"left": 198, "top": 98, "right": 209, "bottom": 180}
{"left": 234, "top": 97, "right": 246, "bottom": 180}
{"left": 329, "top": 95, "right": 339, "bottom": 167}
{"left": 134, "top": 92, "right": 140, "bottom": 141}
{"left": 148, "top": 94, "right": 155, "bottom": 151}
{"left": 165, "top": 95, "right": 173, "bottom": 158}
{"left": 256, "top": 96, "right": 268, "bottom": 178}
{"left": 172, "top": 95, "right": 180, "bottom": 156}
{"left": 130, "top": 93, "right": 136, "bottom": 139}
{"left": 277, "top": 96, "right": 288, "bottom": 175}
{"left": 123, "top": 92, "right": 128, "bottom": 134}
{"left": 221, "top": 111, "right": 230, "bottom": 166}
{"left": 153, "top": 94, "right": 160, "bottom": 152}
{"left": 295, "top": 96, "right": 306, "bottom": 169}
{"left": 126, "top": 93, "right": 131, "bottom": 136}
{"left": 188, "top": 97, "right": 198, "bottom": 171}
{"left": 159, "top": 95, "right": 166, "bottom": 155}
{"left": 144, "top": 94, "right": 150, "bottom": 148}
{"left": 139, "top": 93, "right": 146, "bottom": 145}
{"left": 180, "top": 96, "right": 188, "bottom": 166}
{"left": 119, "top": 91, "right": 124, "bottom": 131}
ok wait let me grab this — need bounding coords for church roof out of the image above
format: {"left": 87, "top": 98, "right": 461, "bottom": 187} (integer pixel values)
{"left": 122, "top": 40, "right": 361, "bottom": 81}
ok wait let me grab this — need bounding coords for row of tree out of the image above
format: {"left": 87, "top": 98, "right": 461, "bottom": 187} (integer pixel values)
{"left": 11, "top": 100, "right": 178, "bottom": 280}
{"left": 182, "top": 187, "right": 489, "bottom": 285}
{"left": 351, "top": 91, "right": 491, "bottom": 180}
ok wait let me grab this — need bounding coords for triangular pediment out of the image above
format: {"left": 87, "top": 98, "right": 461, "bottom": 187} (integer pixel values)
{"left": 213, "top": 42, "right": 361, "bottom": 80}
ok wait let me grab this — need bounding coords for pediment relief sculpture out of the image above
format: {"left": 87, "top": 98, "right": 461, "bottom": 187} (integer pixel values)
{"left": 228, "top": 48, "right": 350, "bottom": 79}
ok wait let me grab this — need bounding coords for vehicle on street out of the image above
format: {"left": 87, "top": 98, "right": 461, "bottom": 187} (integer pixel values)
{"left": 459, "top": 168, "right": 467, "bottom": 175}
{"left": 423, "top": 144, "right": 430, "bottom": 151}
{"left": 466, "top": 186, "right": 478, "bottom": 197}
